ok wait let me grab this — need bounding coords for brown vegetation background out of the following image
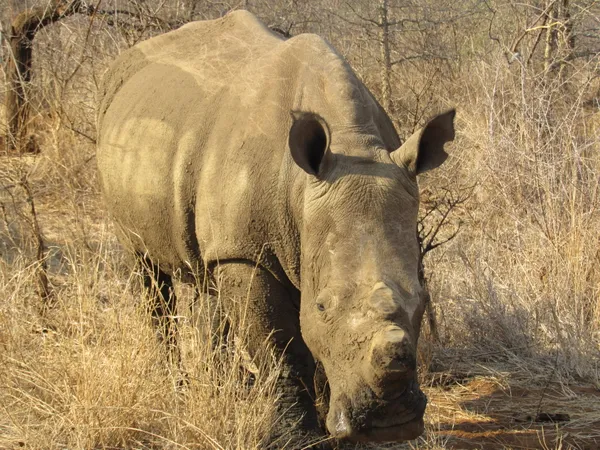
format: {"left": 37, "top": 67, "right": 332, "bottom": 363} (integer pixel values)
{"left": 0, "top": 0, "right": 599, "bottom": 448}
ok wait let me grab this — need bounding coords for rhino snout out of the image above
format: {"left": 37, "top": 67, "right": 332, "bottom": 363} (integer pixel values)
{"left": 366, "top": 325, "right": 416, "bottom": 398}
{"left": 325, "top": 381, "right": 427, "bottom": 442}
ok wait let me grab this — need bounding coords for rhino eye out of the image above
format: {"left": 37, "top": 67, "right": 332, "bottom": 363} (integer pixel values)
{"left": 316, "top": 302, "right": 326, "bottom": 312}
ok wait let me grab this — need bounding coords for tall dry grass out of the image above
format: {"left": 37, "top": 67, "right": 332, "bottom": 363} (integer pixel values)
{"left": 0, "top": 223, "right": 283, "bottom": 449}
{"left": 0, "top": 1, "right": 599, "bottom": 449}
{"left": 423, "top": 54, "right": 600, "bottom": 382}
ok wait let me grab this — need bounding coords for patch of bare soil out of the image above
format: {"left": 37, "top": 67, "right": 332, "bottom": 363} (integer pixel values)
{"left": 424, "top": 372, "right": 600, "bottom": 449}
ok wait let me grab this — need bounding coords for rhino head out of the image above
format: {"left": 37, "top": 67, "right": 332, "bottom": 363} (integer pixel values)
{"left": 289, "top": 110, "right": 455, "bottom": 442}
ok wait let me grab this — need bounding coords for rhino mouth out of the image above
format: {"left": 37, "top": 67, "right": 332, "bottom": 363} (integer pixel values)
{"left": 357, "top": 414, "right": 425, "bottom": 443}
{"left": 370, "top": 405, "right": 424, "bottom": 428}
{"left": 327, "top": 381, "right": 427, "bottom": 442}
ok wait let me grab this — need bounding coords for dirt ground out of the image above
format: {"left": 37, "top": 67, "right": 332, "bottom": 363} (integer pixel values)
{"left": 422, "top": 369, "right": 600, "bottom": 449}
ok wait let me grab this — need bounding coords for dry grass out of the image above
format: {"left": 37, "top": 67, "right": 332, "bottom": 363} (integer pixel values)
{"left": 422, "top": 55, "right": 600, "bottom": 383}
{"left": 1, "top": 1, "right": 600, "bottom": 449}
{"left": 0, "top": 218, "right": 282, "bottom": 449}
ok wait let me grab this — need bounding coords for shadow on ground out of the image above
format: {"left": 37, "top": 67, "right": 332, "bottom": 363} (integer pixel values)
{"left": 424, "top": 366, "right": 600, "bottom": 449}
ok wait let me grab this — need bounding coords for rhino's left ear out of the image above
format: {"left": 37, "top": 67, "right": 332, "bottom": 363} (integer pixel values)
{"left": 289, "top": 111, "right": 332, "bottom": 177}
{"left": 391, "top": 109, "right": 456, "bottom": 175}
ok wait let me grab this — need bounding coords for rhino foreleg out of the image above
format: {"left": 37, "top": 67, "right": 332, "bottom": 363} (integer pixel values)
{"left": 216, "top": 261, "right": 329, "bottom": 448}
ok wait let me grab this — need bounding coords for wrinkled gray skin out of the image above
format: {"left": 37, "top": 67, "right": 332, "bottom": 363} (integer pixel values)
{"left": 97, "top": 10, "right": 455, "bottom": 445}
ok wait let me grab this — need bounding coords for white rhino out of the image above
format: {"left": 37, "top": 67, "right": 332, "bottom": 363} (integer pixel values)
{"left": 97, "top": 10, "right": 455, "bottom": 446}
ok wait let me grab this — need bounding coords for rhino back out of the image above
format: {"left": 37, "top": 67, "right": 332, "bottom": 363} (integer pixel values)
{"left": 97, "top": 10, "right": 400, "bottom": 284}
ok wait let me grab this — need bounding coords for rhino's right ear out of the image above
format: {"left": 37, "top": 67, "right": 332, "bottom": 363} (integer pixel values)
{"left": 391, "top": 109, "right": 456, "bottom": 176}
{"left": 289, "top": 111, "right": 332, "bottom": 177}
